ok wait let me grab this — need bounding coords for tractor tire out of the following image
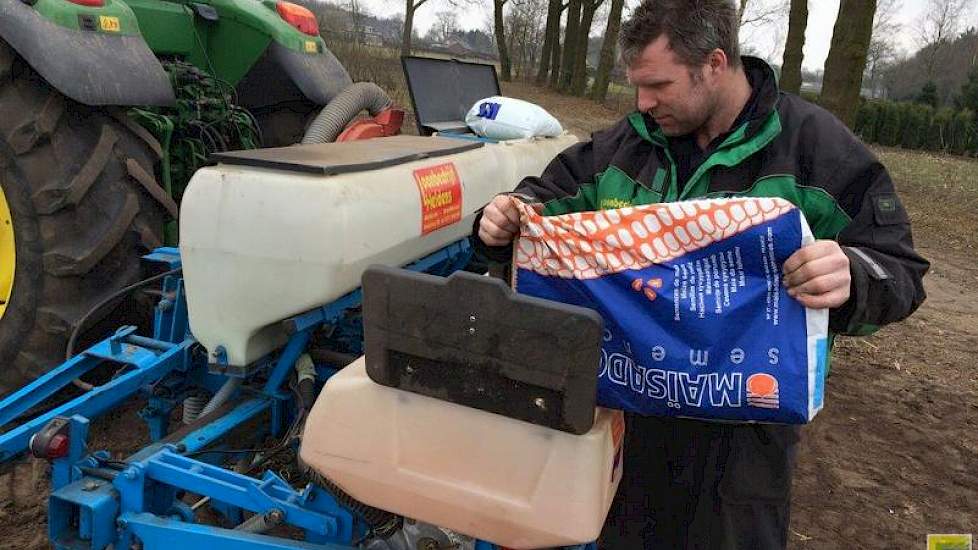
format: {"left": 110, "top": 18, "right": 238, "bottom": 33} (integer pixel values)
{"left": 0, "top": 40, "right": 169, "bottom": 396}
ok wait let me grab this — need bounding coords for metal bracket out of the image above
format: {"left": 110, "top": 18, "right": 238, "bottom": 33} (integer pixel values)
{"left": 112, "top": 450, "right": 354, "bottom": 542}
{"left": 0, "top": 334, "right": 194, "bottom": 463}
{"left": 121, "top": 512, "right": 349, "bottom": 550}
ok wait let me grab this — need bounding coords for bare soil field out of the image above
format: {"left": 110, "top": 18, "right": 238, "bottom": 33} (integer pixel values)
{"left": 1, "top": 80, "right": 975, "bottom": 549}
{"left": 788, "top": 148, "right": 978, "bottom": 549}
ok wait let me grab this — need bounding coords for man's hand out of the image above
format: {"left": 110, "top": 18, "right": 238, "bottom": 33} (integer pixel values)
{"left": 782, "top": 240, "right": 851, "bottom": 309}
{"left": 478, "top": 195, "right": 524, "bottom": 246}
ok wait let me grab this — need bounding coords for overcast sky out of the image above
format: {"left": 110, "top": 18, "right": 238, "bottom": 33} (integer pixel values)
{"left": 354, "top": 0, "right": 934, "bottom": 71}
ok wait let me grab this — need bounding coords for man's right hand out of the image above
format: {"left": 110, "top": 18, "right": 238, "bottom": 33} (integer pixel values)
{"left": 478, "top": 194, "right": 524, "bottom": 246}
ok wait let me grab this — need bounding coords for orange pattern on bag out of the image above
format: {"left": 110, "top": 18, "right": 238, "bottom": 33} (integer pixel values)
{"left": 513, "top": 197, "right": 796, "bottom": 280}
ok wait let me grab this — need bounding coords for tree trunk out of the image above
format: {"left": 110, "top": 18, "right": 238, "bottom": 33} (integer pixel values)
{"left": 558, "top": 0, "right": 581, "bottom": 90}
{"left": 868, "top": 62, "right": 879, "bottom": 98}
{"left": 536, "top": 0, "right": 561, "bottom": 85}
{"left": 570, "top": 0, "right": 601, "bottom": 96}
{"left": 591, "top": 0, "right": 624, "bottom": 102}
{"left": 549, "top": 23, "right": 562, "bottom": 87}
{"left": 780, "top": 0, "right": 808, "bottom": 94}
{"left": 973, "top": 31, "right": 978, "bottom": 66}
{"left": 494, "top": 0, "right": 512, "bottom": 81}
{"left": 821, "top": 0, "right": 877, "bottom": 127}
{"left": 401, "top": 0, "right": 415, "bottom": 57}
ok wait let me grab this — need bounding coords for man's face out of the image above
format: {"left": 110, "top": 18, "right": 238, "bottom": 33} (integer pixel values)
{"left": 627, "top": 36, "right": 718, "bottom": 137}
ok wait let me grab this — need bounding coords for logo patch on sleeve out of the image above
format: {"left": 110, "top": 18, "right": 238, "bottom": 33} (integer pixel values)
{"left": 876, "top": 195, "right": 897, "bottom": 213}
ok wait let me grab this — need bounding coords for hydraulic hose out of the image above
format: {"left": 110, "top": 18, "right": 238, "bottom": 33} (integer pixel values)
{"left": 295, "top": 353, "right": 317, "bottom": 410}
{"left": 66, "top": 267, "right": 182, "bottom": 391}
{"left": 301, "top": 82, "right": 392, "bottom": 144}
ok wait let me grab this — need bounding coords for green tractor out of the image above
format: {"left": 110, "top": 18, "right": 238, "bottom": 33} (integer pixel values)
{"left": 0, "top": 0, "right": 395, "bottom": 394}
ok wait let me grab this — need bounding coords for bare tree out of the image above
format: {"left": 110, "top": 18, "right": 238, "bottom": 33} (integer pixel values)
{"left": 570, "top": 0, "right": 606, "bottom": 95}
{"left": 349, "top": 0, "right": 366, "bottom": 44}
{"left": 738, "top": 0, "right": 788, "bottom": 64}
{"left": 864, "top": 0, "right": 902, "bottom": 97}
{"left": 548, "top": 3, "right": 568, "bottom": 87}
{"left": 505, "top": 0, "right": 547, "bottom": 79}
{"left": 915, "top": 0, "right": 970, "bottom": 77}
{"left": 591, "top": 0, "right": 625, "bottom": 101}
{"left": 882, "top": 48, "right": 915, "bottom": 97}
{"left": 536, "top": 0, "right": 562, "bottom": 84}
{"left": 822, "top": 0, "right": 878, "bottom": 126}
{"left": 430, "top": 9, "right": 460, "bottom": 43}
{"left": 402, "top": 0, "right": 431, "bottom": 56}
{"left": 558, "top": 0, "right": 582, "bottom": 90}
{"left": 493, "top": 0, "right": 513, "bottom": 81}
{"left": 780, "top": 0, "right": 807, "bottom": 93}
{"left": 738, "top": 0, "right": 787, "bottom": 27}
{"left": 973, "top": 25, "right": 978, "bottom": 65}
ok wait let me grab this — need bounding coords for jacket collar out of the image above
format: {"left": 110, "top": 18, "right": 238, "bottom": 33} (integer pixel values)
{"left": 740, "top": 55, "right": 780, "bottom": 136}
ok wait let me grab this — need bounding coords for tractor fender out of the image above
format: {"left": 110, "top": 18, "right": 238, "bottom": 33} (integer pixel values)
{"left": 270, "top": 41, "right": 352, "bottom": 106}
{"left": 0, "top": 1, "right": 174, "bottom": 107}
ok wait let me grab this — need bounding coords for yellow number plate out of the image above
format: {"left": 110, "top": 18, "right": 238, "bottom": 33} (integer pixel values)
{"left": 304, "top": 40, "right": 318, "bottom": 53}
{"left": 99, "top": 16, "right": 121, "bottom": 33}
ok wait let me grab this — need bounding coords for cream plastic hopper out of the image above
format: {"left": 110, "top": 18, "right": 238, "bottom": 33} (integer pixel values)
{"left": 299, "top": 358, "right": 624, "bottom": 549}
{"left": 179, "top": 134, "right": 577, "bottom": 366}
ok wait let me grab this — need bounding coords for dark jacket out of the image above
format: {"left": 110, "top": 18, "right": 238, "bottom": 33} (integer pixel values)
{"left": 475, "top": 56, "right": 928, "bottom": 337}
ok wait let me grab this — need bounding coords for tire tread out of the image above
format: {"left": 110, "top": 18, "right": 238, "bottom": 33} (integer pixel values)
{"left": 0, "top": 40, "right": 167, "bottom": 395}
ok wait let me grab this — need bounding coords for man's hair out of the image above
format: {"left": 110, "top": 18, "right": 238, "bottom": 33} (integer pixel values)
{"left": 619, "top": 0, "right": 741, "bottom": 69}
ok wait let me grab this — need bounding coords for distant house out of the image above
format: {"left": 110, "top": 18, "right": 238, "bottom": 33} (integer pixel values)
{"left": 797, "top": 81, "right": 882, "bottom": 99}
{"left": 444, "top": 39, "right": 472, "bottom": 57}
{"left": 421, "top": 38, "right": 498, "bottom": 63}
{"left": 361, "top": 25, "right": 383, "bottom": 46}
{"left": 323, "top": 24, "right": 383, "bottom": 46}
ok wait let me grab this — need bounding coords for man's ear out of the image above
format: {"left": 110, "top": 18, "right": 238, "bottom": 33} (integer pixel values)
{"left": 708, "top": 48, "right": 728, "bottom": 75}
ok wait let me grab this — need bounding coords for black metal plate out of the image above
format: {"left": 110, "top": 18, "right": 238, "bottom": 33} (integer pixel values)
{"left": 362, "top": 266, "right": 603, "bottom": 435}
{"left": 211, "top": 135, "right": 482, "bottom": 175}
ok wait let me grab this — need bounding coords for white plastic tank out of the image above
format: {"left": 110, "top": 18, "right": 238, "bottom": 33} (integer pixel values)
{"left": 300, "top": 358, "right": 624, "bottom": 549}
{"left": 179, "top": 134, "right": 577, "bottom": 366}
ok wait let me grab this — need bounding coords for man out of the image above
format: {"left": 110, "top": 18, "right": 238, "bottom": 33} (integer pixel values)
{"left": 473, "top": 0, "right": 929, "bottom": 548}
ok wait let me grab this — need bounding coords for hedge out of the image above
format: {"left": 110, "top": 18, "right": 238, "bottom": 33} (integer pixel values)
{"left": 852, "top": 98, "right": 978, "bottom": 156}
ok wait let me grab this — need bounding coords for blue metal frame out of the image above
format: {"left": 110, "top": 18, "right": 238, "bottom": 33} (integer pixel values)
{"left": 176, "top": 398, "right": 273, "bottom": 454}
{"left": 120, "top": 513, "right": 350, "bottom": 550}
{"left": 109, "top": 450, "right": 356, "bottom": 543}
{"left": 0, "top": 331, "right": 194, "bottom": 461}
{"left": 1, "top": 240, "right": 597, "bottom": 550}
{"left": 0, "top": 249, "right": 192, "bottom": 462}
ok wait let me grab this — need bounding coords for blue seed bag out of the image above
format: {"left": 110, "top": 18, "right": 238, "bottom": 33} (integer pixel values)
{"left": 512, "top": 197, "right": 829, "bottom": 424}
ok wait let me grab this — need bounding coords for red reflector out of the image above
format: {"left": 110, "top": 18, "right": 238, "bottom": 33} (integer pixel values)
{"left": 66, "top": 0, "right": 106, "bottom": 6}
{"left": 276, "top": 1, "right": 318, "bottom": 36}
{"left": 47, "top": 434, "right": 70, "bottom": 459}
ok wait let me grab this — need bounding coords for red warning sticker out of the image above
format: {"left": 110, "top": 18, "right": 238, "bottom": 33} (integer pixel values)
{"left": 413, "top": 163, "right": 462, "bottom": 235}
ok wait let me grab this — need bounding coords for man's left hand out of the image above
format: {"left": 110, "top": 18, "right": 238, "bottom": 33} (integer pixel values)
{"left": 782, "top": 240, "right": 851, "bottom": 309}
